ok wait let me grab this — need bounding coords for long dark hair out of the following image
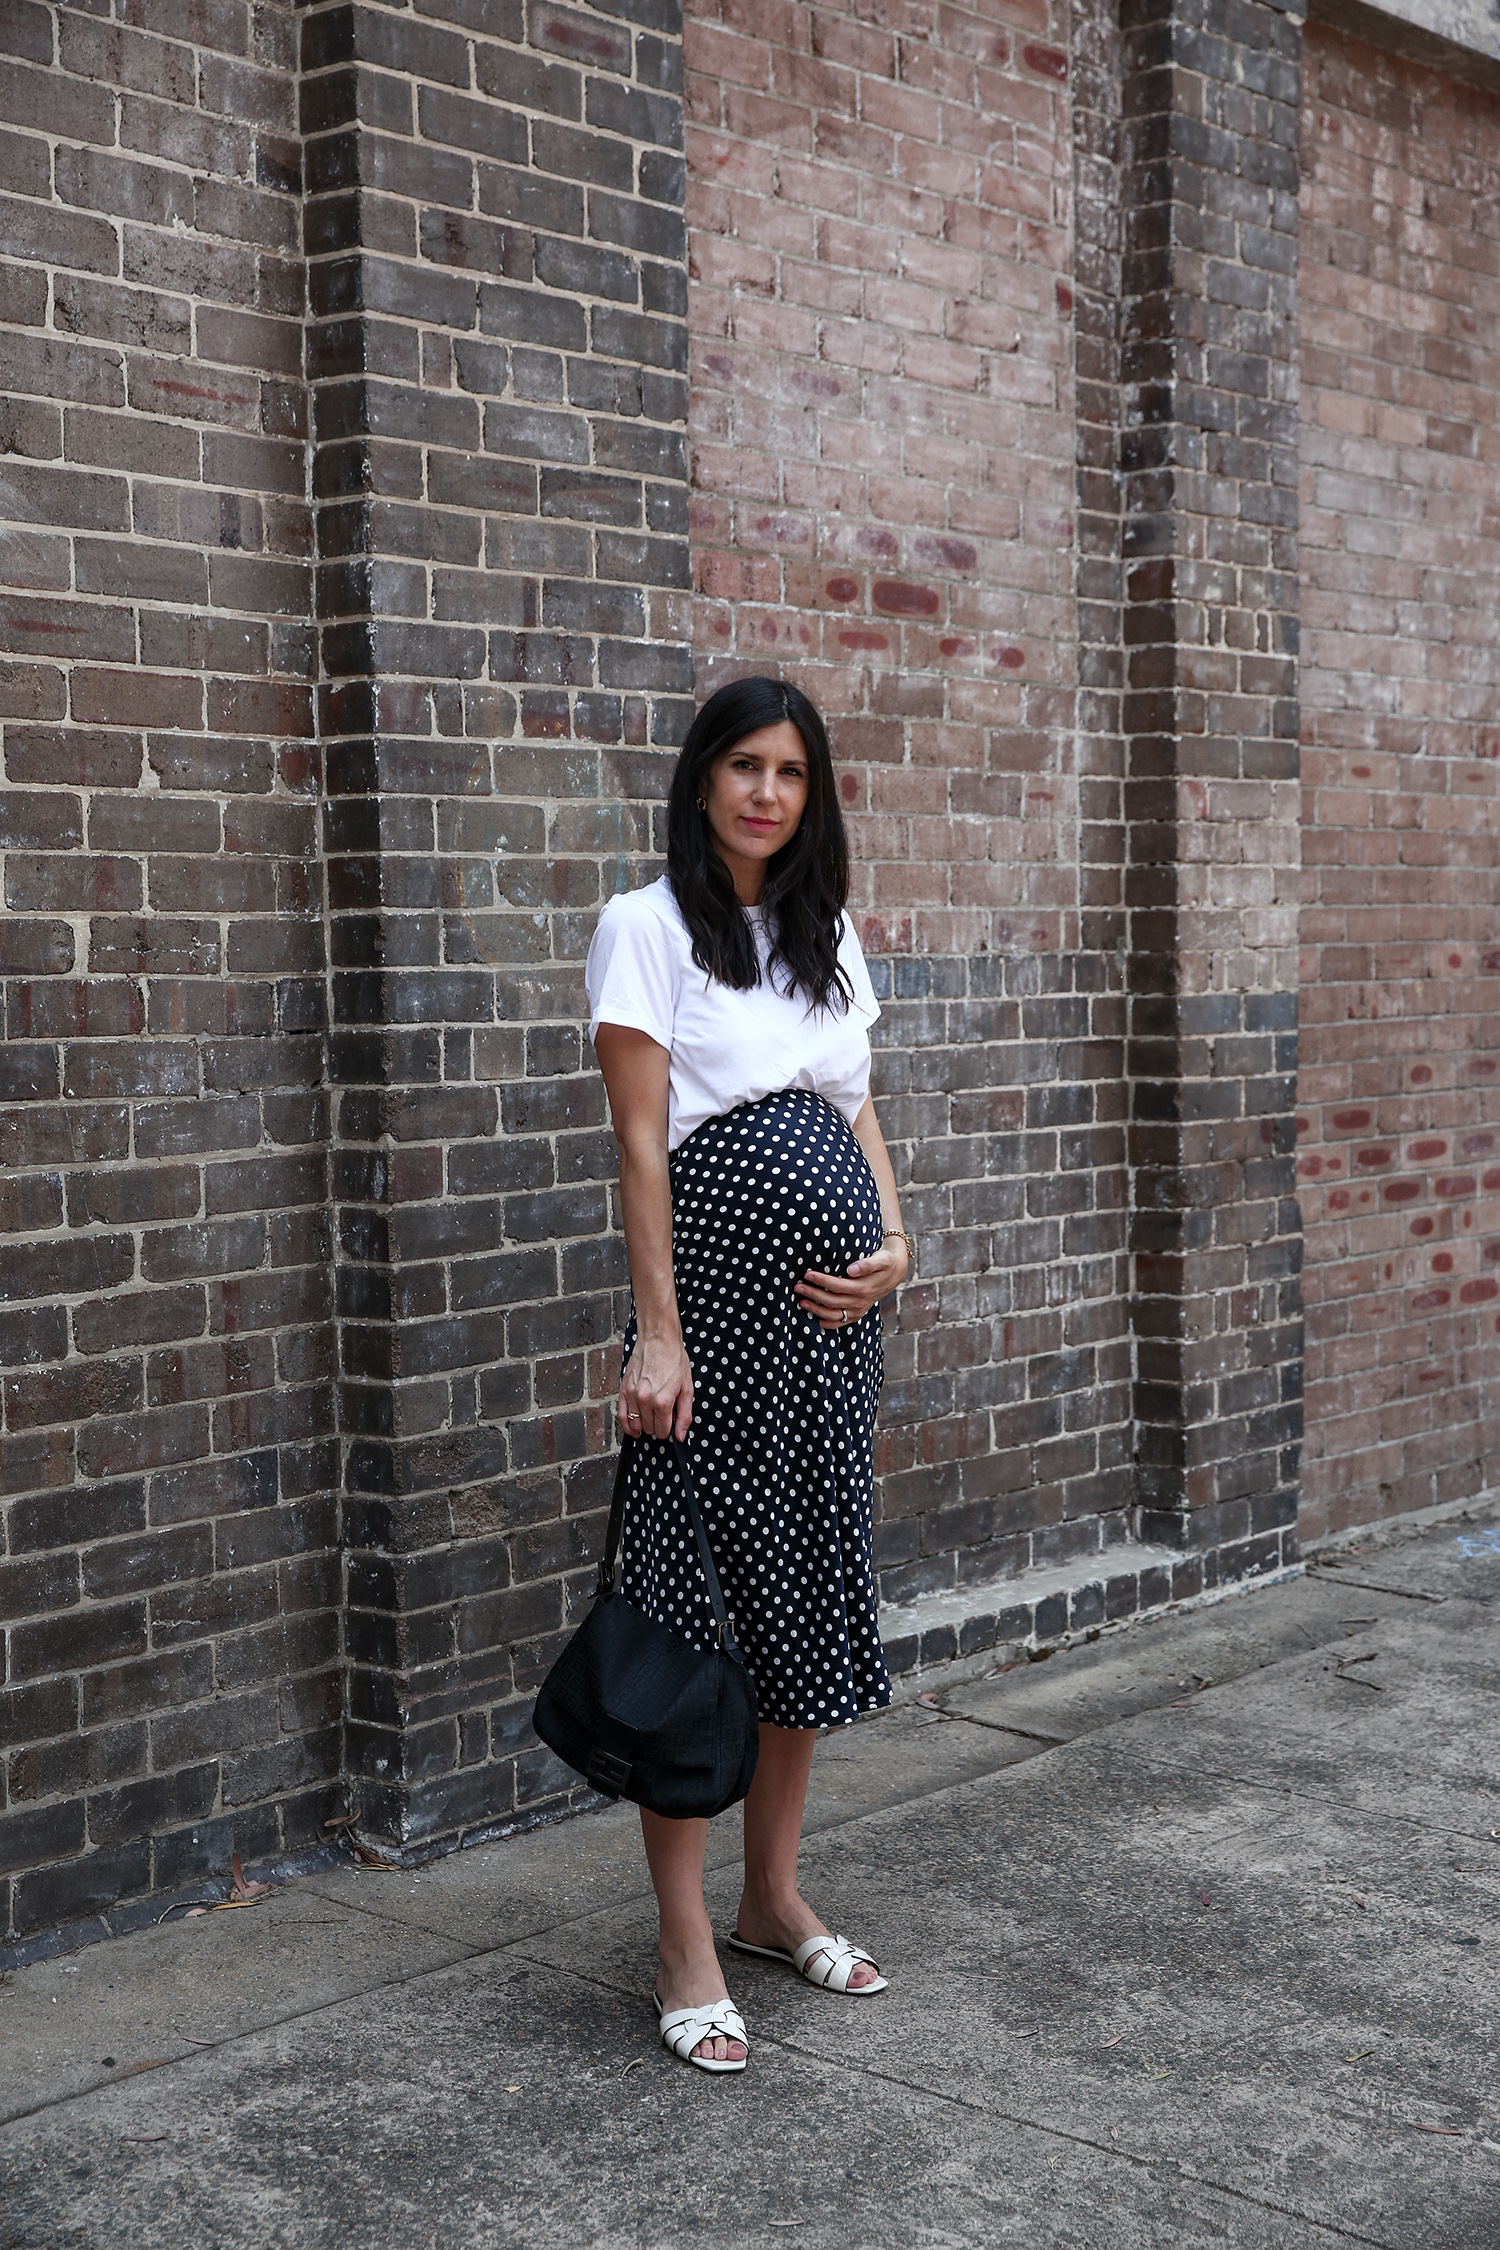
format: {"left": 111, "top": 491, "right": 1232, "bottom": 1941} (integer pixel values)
{"left": 666, "top": 676, "right": 852, "bottom": 1012}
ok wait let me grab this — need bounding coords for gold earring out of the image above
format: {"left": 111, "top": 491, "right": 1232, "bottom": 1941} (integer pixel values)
{"left": 696, "top": 795, "right": 706, "bottom": 811}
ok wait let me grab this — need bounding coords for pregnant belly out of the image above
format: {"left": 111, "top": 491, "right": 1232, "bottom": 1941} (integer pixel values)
{"left": 669, "top": 1086, "right": 882, "bottom": 1298}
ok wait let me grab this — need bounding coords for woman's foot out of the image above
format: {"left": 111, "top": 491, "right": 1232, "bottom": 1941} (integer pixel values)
{"left": 734, "top": 1889, "right": 881, "bottom": 1991}
{"left": 655, "top": 1941, "right": 747, "bottom": 2064}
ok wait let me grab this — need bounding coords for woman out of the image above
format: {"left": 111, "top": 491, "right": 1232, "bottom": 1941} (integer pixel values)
{"left": 584, "top": 675, "right": 913, "bottom": 2074}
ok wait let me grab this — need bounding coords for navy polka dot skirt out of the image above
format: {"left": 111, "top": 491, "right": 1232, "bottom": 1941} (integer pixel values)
{"left": 618, "top": 1087, "right": 892, "bottom": 1732}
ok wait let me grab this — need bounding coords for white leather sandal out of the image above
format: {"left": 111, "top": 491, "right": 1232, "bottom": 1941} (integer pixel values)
{"left": 654, "top": 1991, "right": 749, "bottom": 2074}
{"left": 726, "top": 1929, "right": 888, "bottom": 1995}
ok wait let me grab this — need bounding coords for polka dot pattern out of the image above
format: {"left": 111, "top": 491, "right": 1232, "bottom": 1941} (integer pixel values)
{"left": 619, "top": 1087, "right": 892, "bottom": 1731}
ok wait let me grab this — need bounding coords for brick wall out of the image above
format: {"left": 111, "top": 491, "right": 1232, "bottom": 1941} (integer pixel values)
{"left": 3, "top": 0, "right": 1499, "bottom": 1947}
{"left": 0, "top": 0, "right": 337, "bottom": 1939}
{"left": 683, "top": 0, "right": 1139, "bottom": 1603}
{"left": 1296, "top": 16, "right": 1500, "bottom": 1539}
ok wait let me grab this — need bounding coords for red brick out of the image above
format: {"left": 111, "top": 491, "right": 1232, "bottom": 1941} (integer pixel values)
{"left": 1297, "top": 22, "right": 1500, "bottom": 1542}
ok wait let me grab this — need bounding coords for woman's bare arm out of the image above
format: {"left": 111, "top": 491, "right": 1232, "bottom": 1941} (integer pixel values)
{"left": 850, "top": 1097, "right": 905, "bottom": 1241}
{"left": 793, "top": 1096, "right": 910, "bottom": 1331}
{"left": 594, "top": 1024, "right": 693, "bottom": 1440}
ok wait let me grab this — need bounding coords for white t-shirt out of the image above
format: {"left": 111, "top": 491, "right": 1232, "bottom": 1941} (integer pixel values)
{"left": 586, "top": 875, "right": 880, "bottom": 1150}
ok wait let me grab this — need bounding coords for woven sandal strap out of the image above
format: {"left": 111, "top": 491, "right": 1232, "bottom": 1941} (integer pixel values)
{"left": 791, "top": 1934, "right": 877, "bottom": 1992}
{"left": 659, "top": 2000, "right": 747, "bottom": 2056}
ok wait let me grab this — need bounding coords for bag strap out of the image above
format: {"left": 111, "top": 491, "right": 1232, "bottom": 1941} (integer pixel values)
{"left": 670, "top": 1436, "right": 734, "bottom": 1641}
{"left": 598, "top": 1435, "right": 735, "bottom": 1643}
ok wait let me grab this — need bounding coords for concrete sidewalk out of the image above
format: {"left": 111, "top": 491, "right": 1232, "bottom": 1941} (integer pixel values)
{"left": 2, "top": 1510, "right": 1498, "bottom": 2250}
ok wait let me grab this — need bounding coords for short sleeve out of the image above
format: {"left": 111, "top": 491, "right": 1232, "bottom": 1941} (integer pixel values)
{"left": 586, "top": 891, "right": 679, "bottom": 1052}
{"left": 837, "top": 914, "right": 881, "bottom": 1026}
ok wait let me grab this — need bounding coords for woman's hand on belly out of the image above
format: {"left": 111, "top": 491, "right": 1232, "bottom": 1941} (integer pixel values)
{"left": 795, "top": 1240, "right": 909, "bottom": 1332}
{"left": 620, "top": 1334, "right": 694, "bottom": 1441}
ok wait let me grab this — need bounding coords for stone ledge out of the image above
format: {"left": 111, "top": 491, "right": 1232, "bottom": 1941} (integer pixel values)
{"left": 1305, "top": 1486, "right": 1498, "bottom": 1557}
{"left": 880, "top": 1541, "right": 1305, "bottom": 1698}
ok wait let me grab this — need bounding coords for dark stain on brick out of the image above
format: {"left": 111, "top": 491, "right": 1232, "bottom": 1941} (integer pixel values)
{"left": 913, "top": 535, "right": 978, "bottom": 573}
{"left": 872, "top": 580, "right": 939, "bottom": 617}
{"left": 1022, "top": 42, "right": 1067, "bottom": 80}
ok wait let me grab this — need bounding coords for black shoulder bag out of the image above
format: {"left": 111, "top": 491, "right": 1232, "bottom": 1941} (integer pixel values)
{"left": 532, "top": 1436, "right": 760, "bottom": 1820}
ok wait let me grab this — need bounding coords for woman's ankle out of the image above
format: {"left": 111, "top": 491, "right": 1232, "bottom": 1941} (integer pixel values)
{"left": 657, "top": 1917, "right": 719, "bottom": 1978}
{"left": 737, "top": 1881, "right": 807, "bottom": 1932}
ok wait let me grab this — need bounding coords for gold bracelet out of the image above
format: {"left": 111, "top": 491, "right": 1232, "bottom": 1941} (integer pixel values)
{"left": 882, "top": 1227, "right": 916, "bottom": 1276}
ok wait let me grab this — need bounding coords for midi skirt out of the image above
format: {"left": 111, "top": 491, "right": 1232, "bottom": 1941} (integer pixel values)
{"left": 618, "top": 1087, "right": 892, "bottom": 1731}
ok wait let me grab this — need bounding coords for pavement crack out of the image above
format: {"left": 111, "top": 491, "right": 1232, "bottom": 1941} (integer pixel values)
{"left": 763, "top": 2041, "right": 1403, "bottom": 2250}
{"left": 1122, "top": 1747, "right": 1499, "bottom": 1847}
{"left": 939, "top": 1711, "right": 1070, "bottom": 1748}
{"left": 291, "top": 1881, "right": 498, "bottom": 1953}
{"left": 1306, "top": 1570, "right": 1447, "bottom": 1605}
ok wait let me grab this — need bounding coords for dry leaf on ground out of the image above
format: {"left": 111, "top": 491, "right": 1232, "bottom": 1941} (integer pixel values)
{"left": 228, "top": 1852, "right": 273, "bottom": 1903}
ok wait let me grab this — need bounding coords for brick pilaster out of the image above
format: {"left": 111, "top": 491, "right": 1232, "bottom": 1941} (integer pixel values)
{"left": 0, "top": 1, "right": 340, "bottom": 1942}
{"left": 300, "top": 0, "right": 693, "bottom": 1852}
{"left": 1119, "top": 0, "right": 1305, "bottom": 1581}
